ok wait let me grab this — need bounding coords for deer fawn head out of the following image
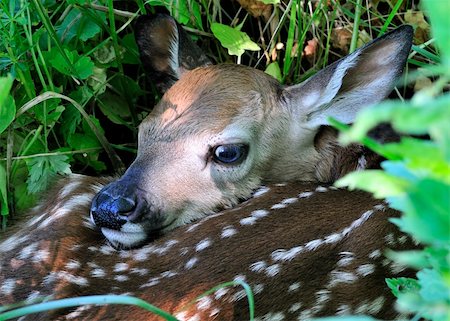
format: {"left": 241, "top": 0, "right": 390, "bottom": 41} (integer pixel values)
{"left": 90, "top": 14, "right": 413, "bottom": 248}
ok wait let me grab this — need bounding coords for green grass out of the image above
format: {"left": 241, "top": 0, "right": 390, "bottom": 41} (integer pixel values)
{"left": 0, "top": 0, "right": 445, "bottom": 320}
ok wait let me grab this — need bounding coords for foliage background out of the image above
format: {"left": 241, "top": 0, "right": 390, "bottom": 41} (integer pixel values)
{"left": 0, "top": 0, "right": 448, "bottom": 320}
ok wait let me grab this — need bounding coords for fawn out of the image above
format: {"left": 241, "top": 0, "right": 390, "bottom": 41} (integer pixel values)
{"left": 0, "top": 14, "right": 414, "bottom": 321}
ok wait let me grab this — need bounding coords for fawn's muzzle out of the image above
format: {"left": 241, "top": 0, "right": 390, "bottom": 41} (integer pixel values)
{"left": 90, "top": 181, "right": 146, "bottom": 230}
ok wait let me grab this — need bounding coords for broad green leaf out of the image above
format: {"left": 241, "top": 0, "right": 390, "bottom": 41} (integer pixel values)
{"left": 391, "top": 179, "right": 450, "bottom": 245}
{"left": 46, "top": 48, "right": 94, "bottom": 79}
{"left": 386, "top": 250, "right": 430, "bottom": 270}
{"left": 56, "top": 7, "right": 105, "bottom": 43}
{"left": 335, "top": 170, "right": 410, "bottom": 198}
{"left": 422, "top": 0, "right": 450, "bottom": 64}
{"left": 0, "top": 75, "right": 14, "bottom": 134}
{"left": 211, "top": 23, "right": 260, "bottom": 58}
{"left": 87, "top": 67, "right": 107, "bottom": 94}
{"left": 0, "top": 163, "right": 8, "bottom": 217}
{"left": 386, "top": 277, "right": 420, "bottom": 298}
{"left": 340, "top": 94, "right": 450, "bottom": 144}
{"left": 418, "top": 268, "right": 450, "bottom": 302}
{"left": 98, "top": 93, "right": 131, "bottom": 125}
{"left": 380, "top": 139, "right": 450, "bottom": 182}
{"left": 25, "top": 155, "right": 72, "bottom": 194}
{"left": 0, "top": 95, "right": 15, "bottom": 134}
{"left": 265, "top": 62, "right": 282, "bottom": 82}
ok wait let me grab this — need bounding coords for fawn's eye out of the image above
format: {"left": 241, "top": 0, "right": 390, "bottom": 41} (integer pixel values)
{"left": 212, "top": 144, "right": 249, "bottom": 165}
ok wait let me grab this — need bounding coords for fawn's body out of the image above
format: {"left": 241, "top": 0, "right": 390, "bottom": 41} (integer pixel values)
{"left": 0, "top": 176, "right": 414, "bottom": 320}
{"left": 0, "top": 14, "right": 415, "bottom": 321}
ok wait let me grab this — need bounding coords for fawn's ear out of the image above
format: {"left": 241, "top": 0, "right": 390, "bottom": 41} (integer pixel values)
{"left": 135, "top": 14, "right": 211, "bottom": 93}
{"left": 284, "top": 25, "right": 413, "bottom": 128}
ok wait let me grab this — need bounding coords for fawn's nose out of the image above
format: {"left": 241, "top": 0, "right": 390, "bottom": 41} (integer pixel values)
{"left": 90, "top": 182, "right": 141, "bottom": 230}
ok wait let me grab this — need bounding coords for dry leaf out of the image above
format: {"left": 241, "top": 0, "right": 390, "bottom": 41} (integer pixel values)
{"left": 236, "top": 0, "right": 273, "bottom": 19}
{"left": 332, "top": 27, "right": 352, "bottom": 52}
{"left": 414, "top": 76, "right": 433, "bottom": 92}
{"left": 304, "top": 38, "right": 319, "bottom": 58}
{"left": 405, "top": 10, "right": 430, "bottom": 43}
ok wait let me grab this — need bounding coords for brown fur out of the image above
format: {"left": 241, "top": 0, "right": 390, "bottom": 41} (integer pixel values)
{"left": 0, "top": 177, "right": 415, "bottom": 320}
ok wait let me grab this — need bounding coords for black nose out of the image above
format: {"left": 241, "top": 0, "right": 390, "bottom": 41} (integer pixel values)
{"left": 90, "top": 182, "right": 140, "bottom": 230}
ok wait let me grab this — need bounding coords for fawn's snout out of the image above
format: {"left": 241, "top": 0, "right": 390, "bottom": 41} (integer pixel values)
{"left": 90, "top": 176, "right": 165, "bottom": 248}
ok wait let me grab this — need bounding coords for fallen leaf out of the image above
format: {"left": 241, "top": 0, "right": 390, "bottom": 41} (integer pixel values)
{"left": 405, "top": 10, "right": 430, "bottom": 43}
{"left": 331, "top": 27, "right": 352, "bottom": 52}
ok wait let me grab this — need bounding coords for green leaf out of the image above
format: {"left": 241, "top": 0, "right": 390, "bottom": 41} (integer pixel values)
{"left": 391, "top": 179, "right": 450, "bottom": 245}
{"left": 418, "top": 268, "right": 450, "bottom": 302}
{"left": 56, "top": 7, "right": 105, "bottom": 43}
{"left": 260, "top": 0, "right": 280, "bottom": 4}
{"left": 386, "top": 250, "right": 430, "bottom": 270}
{"left": 335, "top": 170, "right": 410, "bottom": 198}
{"left": 25, "top": 155, "right": 72, "bottom": 194}
{"left": 422, "top": 0, "right": 450, "bottom": 64}
{"left": 386, "top": 277, "right": 420, "bottom": 298}
{"left": 340, "top": 94, "right": 450, "bottom": 144}
{"left": 265, "top": 62, "right": 282, "bottom": 82}
{"left": 0, "top": 75, "right": 15, "bottom": 134}
{"left": 211, "top": 23, "right": 260, "bottom": 58}
{"left": 0, "top": 163, "right": 8, "bottom": 217}
{"left": 46, "top": 48, "right": 94, "bottom": 79}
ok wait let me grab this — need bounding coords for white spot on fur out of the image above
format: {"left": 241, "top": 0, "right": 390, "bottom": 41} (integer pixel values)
{"left": 265, "top": 264, "right": 281, "bottom": 277}
{"left": 282, "top": 197, "right": 298, "bottom": 204}
{"left": 251, "top": 209, "right": 269, "bottom": 218}
{"left": 91, "top": 268, "right": 106, "bottom": 278}
{"left": 289, "top": 302, "right": 302, "bottom": 313}
{"left": 140, "top": 277, "right": 160, "bottom": 288}
{"left": 337, "top": 252, "right": 355, "bottom": 267}
{"left": 233, "top": 274, "right": 246, "bottom": 283}
{"left": 369, "top": 249, "right": 382, "bottom": 259}
{"left": 271, "top": 203, "right": 287, "bottom": 209}
{"left": 385, "top": 233, "right": 396, "bottom": 246}
{"left": 57, "top": 271, "right": 89, "bottom": 286}
{"left": 214, "top": 288, "right": 229, "bottom": 300}
{"left": 253, "top": 186, "right": 270, "bottom": 197}
{"left": 250, "top": 261, "right": 267, "bottom": 273}
{"left": 253, "top": 283, "right": 265, "bottom": 294}
{"left": 25, "top": 291, "right": 42, "bottom": 303}
{"left": 18, "top": 242, "right": 39, "bottom": 260}
{"left": 255, "top": 312, "right": 285, "bottom": 321}
{"left": 356, "top": 263, "right": 376, "bottom": 276}
{"left": 231, "top": 289, "right": 247, "bottom": 302}
{"left": 130, "top": 268, "right": 149, "bottom": 276}
{"left": 298, "top": 309, "right": 313, "bottom": 320}
{"left": 324, "top": 233, "right": 343, "bottom": 244}
{"left": 357, "top": 155, "right": 367, "bottom": 170}
{"left": 185, "top": 257, "right": 198, "bottom": 269}
{"left": 100, "top": 245, "right": 115, "bottom": 255}
{"left": 26, "top": 213, "right": 46, "bottom": 228}
{"left": 196, "top": 238, "right": 211, "bottom": 252}
{"left": 336, "top": 304, "right": 351, "bottom": 315}
{"left": 271, "top": 246, "right": 303, "bottom": 262}
{"left": 197, "top": 295, "right": 212, "bottom": 310}
{"left": 0, "top": 234, "right": 30, "bottom": 252}
{"left": 315, "top": 186, "right": 328, "bottom": 192}
{"left": 114, "top": 275, "right": 129, "bottom": 282}
{"left": 161, "top": 270, "right": 177, "bottom": 278}
{"left": 305, "top": 239, "right": 323, "bottom": 251}
{"left": 1, "top": 279, "right": 16, "bottom": 295}
{"left": 298, "top": 191, "right": 313, "bottom": 198}
{"left": 114, "top": 263, "right": 129, "bottom": 273}
{"left": 65, "top": 260, "right": 81, "bottom": 270}
{"left": 288, "top": 282, "right": 301, "bottom": 292}
{"left": 329, "top": 271, "right": 358, "bottom": 287}
{"left": 133, "top": 246, "right": 153, "bottom": 261}
{"left": 240, "top": 217, "right": 257, "bottom": 225}
{"left": 65, "top": 305, "right": 93, "bottom": 319}
{"left": 221, "top": 226, "right": 237, "bottom": 238}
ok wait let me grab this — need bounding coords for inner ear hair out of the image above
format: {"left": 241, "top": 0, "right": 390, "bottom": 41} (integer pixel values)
{"left": 313, "top": 124, "right": 400, "bottom": 182}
